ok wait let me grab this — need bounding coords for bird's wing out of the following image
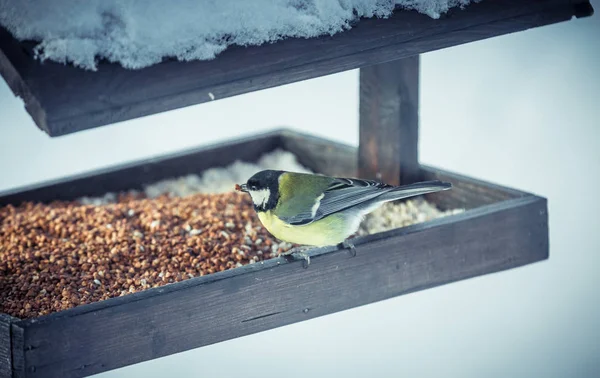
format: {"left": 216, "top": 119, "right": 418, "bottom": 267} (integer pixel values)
{"left": 276, "top": 177, "right": 393, "bottom": 226}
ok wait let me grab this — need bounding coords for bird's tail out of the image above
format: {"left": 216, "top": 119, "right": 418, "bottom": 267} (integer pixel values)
{"left": 378, "top": 180, "right": 452, "bottom": 202}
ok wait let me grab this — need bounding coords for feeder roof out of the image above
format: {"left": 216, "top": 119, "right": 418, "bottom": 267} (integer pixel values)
{"left": 0, "top": 0, "right": 593, "bottom": 137}
{"left": 0, "top": 0, "right": 480, "bottom": 71}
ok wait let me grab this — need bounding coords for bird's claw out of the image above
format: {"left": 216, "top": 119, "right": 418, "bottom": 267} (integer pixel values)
{"left": 296, "top": 252, "right": 310, "bottom": 268}
{"left": 341, "top": 240, "right": 357, "bottom": 257}
{"left": 281, "top": 246, "right": 311, "bottom": 268}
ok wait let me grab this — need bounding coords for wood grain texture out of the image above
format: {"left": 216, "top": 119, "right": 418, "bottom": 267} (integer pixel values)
{"left": 13, "top": 195, "right": 548, "bottom": 378}
{"left": 9, "top": 325, "right": 24, "bottom": 378}
{"left": 0, "top": 315, "right": 13, "bottom": 378}
{"left": 359, "top": 56, "right": 420, "bottom": 185}
{"left": 0, "top": 0, "right": 591, "bottom": 136}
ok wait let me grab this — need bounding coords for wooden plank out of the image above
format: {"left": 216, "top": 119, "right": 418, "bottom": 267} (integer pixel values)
{"left": 0, "top": 130, "right": 282, "bottom": 206}
{"left": 0, "top": 314, "right": 26, "bottom": 378}
{"left": 13, "top": 194, "right": 548, "bottom": 378}
{"left": 359, "top": 56, "right": 420, "bottom": 185}
{"left": 0, "top": 0, "right": 591, "bottom": 137}
{"left": 0, "top": 315, "right": 13, "bottom": 378}
{"left": 0, "top": 128, "right": 528, "bottom": 210}
{"left": 11, "top": 325, "right": 25, "bottom": 378}
{"left": 421, "top": 165, "right": 527, "bottom": 210}
{"left": 278, "top": 130, "right": 527, "bottom": 209}
{"left": 0, "top": 38, "right": 49, "bottom": 136}
{"left": 279, "top": 130, "right": 358, "bottom": 177}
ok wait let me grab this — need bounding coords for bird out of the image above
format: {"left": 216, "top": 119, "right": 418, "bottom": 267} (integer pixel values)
{"left": 235, "top": 170, "right": 451, "bottom": 266}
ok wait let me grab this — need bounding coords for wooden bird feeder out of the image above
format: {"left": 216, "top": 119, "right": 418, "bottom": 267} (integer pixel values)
{"left": 0, "top": 1, "right": 594, "bottom": 377}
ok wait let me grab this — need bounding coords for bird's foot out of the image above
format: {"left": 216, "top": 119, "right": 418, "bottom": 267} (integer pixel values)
{"left": 296, "top": 252, "right": 310, "bottom": 268}
{"left": 281, "top": 246, "right": 312, "bottom": 268}
{"left": 339, "top": 240, "right": 357, "bottom": 257}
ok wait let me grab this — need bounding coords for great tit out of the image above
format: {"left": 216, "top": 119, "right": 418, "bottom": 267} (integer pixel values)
{"left": 236, "top": 170, "right": 451, "bottom": 264}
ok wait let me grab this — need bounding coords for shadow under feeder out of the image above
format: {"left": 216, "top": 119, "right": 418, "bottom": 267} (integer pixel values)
{"left": 0, "top": 0, "right": 592, "bottom": 377}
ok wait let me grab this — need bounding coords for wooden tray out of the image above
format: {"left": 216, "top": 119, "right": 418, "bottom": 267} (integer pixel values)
{"left": 0, "top": 129, "right": 549, "bottom": 378}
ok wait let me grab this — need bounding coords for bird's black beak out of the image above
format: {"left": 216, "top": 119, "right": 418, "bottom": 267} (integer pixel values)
{"left": 239, "top": 184, "right": 248, "bottom": 192}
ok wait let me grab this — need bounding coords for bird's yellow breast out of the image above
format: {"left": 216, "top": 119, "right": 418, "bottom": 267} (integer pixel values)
{"left": 257, "top": 211, "right": 354, "bottom": 247}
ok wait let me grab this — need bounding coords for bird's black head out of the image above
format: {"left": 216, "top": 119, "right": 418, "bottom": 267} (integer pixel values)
{"left": 238, "top": 170, "right": 283, "bottom": 211}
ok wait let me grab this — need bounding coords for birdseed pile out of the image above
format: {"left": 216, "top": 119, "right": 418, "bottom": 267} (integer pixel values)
{"left": 0, "top": 150, "right": 462, "bottom": 319}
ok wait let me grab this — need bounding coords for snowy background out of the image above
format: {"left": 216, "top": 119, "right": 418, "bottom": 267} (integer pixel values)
{"left": 1, "top": 2, "right": 599, "bottom": 377}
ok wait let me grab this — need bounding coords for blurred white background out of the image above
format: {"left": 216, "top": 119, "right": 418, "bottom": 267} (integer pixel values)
{"left": 1, "top": 2, "right": 599, "bottom": 377}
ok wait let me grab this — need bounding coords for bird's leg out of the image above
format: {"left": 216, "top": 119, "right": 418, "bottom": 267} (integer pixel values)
{"left": 339, "top": 239, "right": 357, "bottom": 257}
{"left": 281, "top": 245, "right": 312, "bottom": 268}
{"left": 296, "top": 252, "right": 310, "bottom": 268}
{"left": 281, "top": 245, "right": 311, "bottom": 256}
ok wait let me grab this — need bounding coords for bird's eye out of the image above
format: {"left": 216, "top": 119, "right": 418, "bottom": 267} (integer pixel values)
{"left": 247, "top": 179, "right": 258, "bottom": 191}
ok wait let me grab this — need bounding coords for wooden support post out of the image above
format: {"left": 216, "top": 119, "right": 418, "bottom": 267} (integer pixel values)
{"left": 359, "top": 56, "right": 420, "bottom": 186}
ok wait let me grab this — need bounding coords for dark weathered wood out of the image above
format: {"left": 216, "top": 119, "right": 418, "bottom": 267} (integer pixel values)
{"left": 0, "top": 128, "right": 524, "bottom": 209}
{"left": 11, "top": 195, "right": 548, "bottom": 378}
{"left": 279, "top": 130, "right": 357, "bottom": 177}
{"left": 0, "top": 40, "right": 49, "bottom": 136}
{"left": 0, "top": 315, "right": 14, "bottom": 378}
{"left": 420, "top": 165, "right": 528, "bottom": 210}
{"left": 0, "top": 320, "right": 25, "bottom": 378}
{"left": 9, "top": 325, "right": 24, "bottom": 378}
{"left": 279, "top": 130, "right": 526, "bottom": 210}
{"left": 0, "top": 130, "right": 283, "bottom": 206}
{"left": 359, "top": 56, "right": 420, "bottom": 185}
{"left": 0, "top": 0, "right": 591, "bottom": 136}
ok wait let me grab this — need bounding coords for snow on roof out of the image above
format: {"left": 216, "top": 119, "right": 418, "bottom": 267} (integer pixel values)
{"left": 0, "top": 0, "right": 476, "bottom": 71}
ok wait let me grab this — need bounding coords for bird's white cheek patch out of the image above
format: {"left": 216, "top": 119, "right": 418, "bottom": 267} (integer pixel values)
{"left": 251, "top": 189, "right": 271, "bottom": 208}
